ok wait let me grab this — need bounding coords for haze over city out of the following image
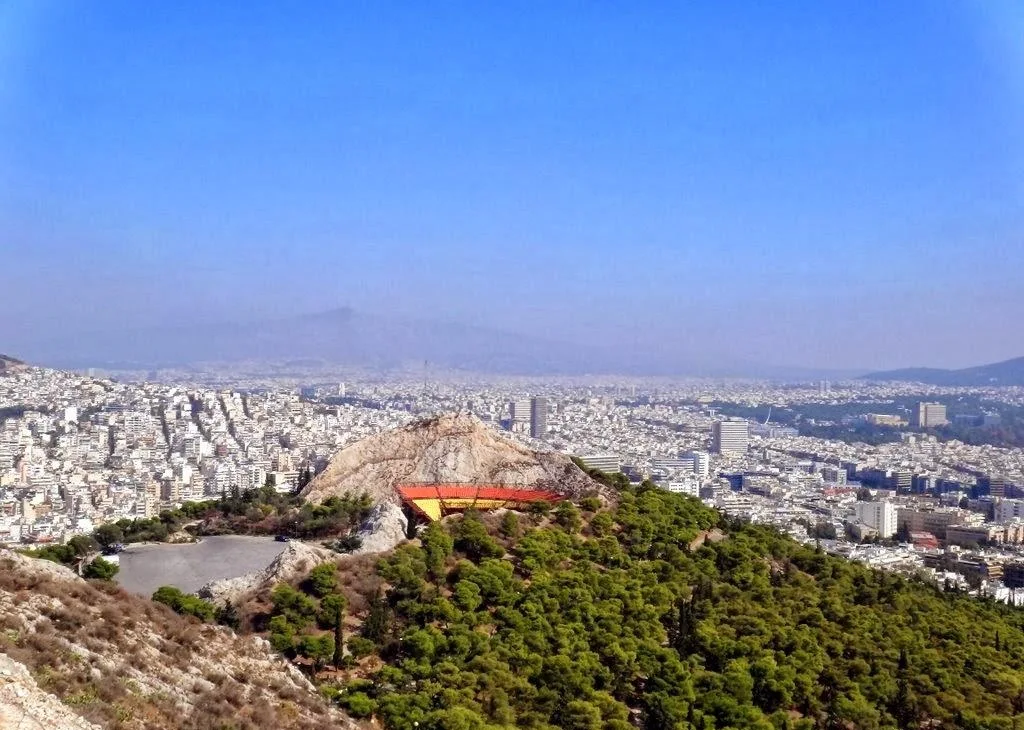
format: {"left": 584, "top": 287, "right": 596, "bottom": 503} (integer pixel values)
{"left": 11, "top": 5, "right": 1024, "bottom": 727}
{"left": 3, "top": 1, "right": 1024, "bottom": 372}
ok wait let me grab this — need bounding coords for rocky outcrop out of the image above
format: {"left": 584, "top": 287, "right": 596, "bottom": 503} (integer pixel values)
{"left": 198, "top": 541, "right": 338, "bottom": 607}
{"left": 352, "top": 501, "right": 409, "bottom": 555}
{"left": 0, "top": 549, "right": 356, "bottom": 729}
{"left": 0, "top": 653, "right": 101, "bottom": 730}
{"left": 302, "top": 412, "right": 607, "bottom": 509}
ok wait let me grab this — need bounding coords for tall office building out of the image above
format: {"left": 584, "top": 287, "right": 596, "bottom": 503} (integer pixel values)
{"left": 912, "top": 402, "right": 947, "bottom": 428}
{"left": 509, "top": 399, "right": 532, "bottom": 423}
{"left": 979, "top": 475, "right": 1007, "bottom": 499}
{"left": 712, "top": 419, "right": 749, "bottom": 455}
{"left": 530, "top": 397, "right": 548, "bottom": 439}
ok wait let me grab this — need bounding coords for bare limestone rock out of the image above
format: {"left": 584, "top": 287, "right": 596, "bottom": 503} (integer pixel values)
{"left": 1, "top": 548, "right": 82, "bottom": 582}
{"left": 352, "top": 501, "right": 409, "bottom": 555}
{"left": 0, "top": 653, "right": 101, "bottom": 730}
{"left": 302, "top": 411, "right": 607, "bottom": 510}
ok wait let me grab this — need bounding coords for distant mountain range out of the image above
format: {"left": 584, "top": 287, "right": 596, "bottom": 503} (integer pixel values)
{"left": 18, "top": 307, "right": 633, "bottom": 375}
{"left": 861, "top": 356, "right": 1024, "bottom": 386}
{"left": 12, "top": 307, "right": 852, "bottom": 379}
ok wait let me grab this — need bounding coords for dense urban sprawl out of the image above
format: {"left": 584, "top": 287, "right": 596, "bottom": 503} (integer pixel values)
{"left": 4, "top": 362, "right": 1024, "bottom": 603}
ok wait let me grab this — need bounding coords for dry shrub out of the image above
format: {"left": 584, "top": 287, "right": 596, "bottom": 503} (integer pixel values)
{"left": 204, "top": 668, "right": 229, "bottom": 685}
{"left": 47, "top": 606, "right": 86, "bottom": 633}
{"left": 249, "top": 699, "right": 277, "bottom": 728}
{"left": 99, "top": 604, "right": 124, "bottom": 624}
{"left": 222, "top": 681, "right": 246, "bottom": 708}
{"left": 25, "top": 629, "right": 62, "bottom": 655}
{"left": 88, "top": 619, "right": 120, "bottom": 642}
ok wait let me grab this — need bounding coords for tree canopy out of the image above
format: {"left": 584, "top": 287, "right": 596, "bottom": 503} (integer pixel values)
{"left": 284, "top": 485, "right": 1024, "bottom": 730}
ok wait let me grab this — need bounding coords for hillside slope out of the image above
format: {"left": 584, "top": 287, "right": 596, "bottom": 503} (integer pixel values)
{"left": 302, "top": 412, "right": 606, "bottom": 508}
{"left": 0, "top": 652, "right": 101, "bottom": 730}
{"left": 0, "top": 549, "right": 357, "bottom": 730}
{"left": 0, "top": 354, "right": 27, "bottom": 375}
{"left": 862, "top": 355, "right": 1024, "bottom": 386}
{"left": 257, "top": 484, "right": 1024, "bottom": 729}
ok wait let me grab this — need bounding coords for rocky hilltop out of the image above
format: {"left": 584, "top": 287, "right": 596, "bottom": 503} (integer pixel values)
{"left": 0, "top": 354, "right": 27, "bottom": 375}
{"left": 302, "top": 412, "right": 606, "bottom": 508}
{"left": 0, "top": 549, "right": 357, "bottom": 730}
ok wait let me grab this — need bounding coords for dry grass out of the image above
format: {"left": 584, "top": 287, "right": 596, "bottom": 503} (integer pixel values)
{"left": 0, "top": 554, "right": 348, "bottom": 730}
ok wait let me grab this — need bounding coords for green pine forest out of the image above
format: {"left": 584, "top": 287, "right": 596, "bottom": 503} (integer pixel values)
{"left": 231, "top": 483, "right": 1024, "bottom": 729}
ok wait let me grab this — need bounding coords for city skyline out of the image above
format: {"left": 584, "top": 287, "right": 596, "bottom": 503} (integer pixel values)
{"left": 3, "top": 2, "right": 1024, "bottom": 370}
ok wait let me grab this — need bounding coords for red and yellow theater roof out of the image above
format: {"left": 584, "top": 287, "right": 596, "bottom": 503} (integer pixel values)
{"left": 397, "top": 483, "right": 561, "bottom": 521}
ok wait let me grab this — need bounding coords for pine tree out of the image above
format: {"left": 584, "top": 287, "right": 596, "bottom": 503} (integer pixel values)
{"left": 363, "top": 588, "right": 390, "bottom": 643}
{"left": 333, "top": 597, "right": 346, "bottom": 668}
{"left": 893, "top": 648, "right": 915, "bottom": 730}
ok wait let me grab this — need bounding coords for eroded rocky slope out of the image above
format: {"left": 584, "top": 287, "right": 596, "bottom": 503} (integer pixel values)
{"left": 0, "top": 549, "right": 357, "bottom": 730}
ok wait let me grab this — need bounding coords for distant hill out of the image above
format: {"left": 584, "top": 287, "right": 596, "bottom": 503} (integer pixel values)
{"left": 0, "top": 354, "right": 27, "bottom": 374}
{"left": 12, "top": 307, "right": 732, "bottom": 376}
{"left": 861, "top": 355, "right": 1024, "bottom": 386}
{"left": 13, "top": 308, "right": 856, "bottom": 378}
{"left": 16, "top": 308, "right": 636, "bottom": 375}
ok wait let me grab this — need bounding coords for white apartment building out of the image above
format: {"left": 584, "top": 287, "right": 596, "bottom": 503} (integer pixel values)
{"left": 996, "top": 499, "right": 1024, "bottom": 523}
{"left": 666, "top": 481, "right": 700, "bottom": 497}
{"left": 854, "top": 500, "right": 897, "bottom": 538}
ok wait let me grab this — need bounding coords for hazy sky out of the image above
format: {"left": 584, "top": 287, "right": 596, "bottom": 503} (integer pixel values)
{"left": 2, "top": 1, "right": 1023, "bottom": 371}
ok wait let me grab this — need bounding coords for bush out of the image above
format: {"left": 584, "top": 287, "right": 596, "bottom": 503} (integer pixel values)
{"left": 270, "top": 583, "right": 318, "bottom": 628}
{"left": 298, "top": 634, "right": 335, "bottom": 671}
{"left": 92, "top": 524, "right": 124, "bottom": 550}
{"left": 82, "top": 557, "right": 119, "bottom": 581}
{"left": 452, "top": 512, "right": 504, "bottom": 561}
{"left": 305, "top": 563, "right": 338, "bottom": 598}
{"left": 151, "top": 586, "right": 216, "bottom": 622}
{"left": 346, "top": 636, "right": 376, "bottom": 658}
{"left": 338, "top": 691, "right": 376, "bottom": 718}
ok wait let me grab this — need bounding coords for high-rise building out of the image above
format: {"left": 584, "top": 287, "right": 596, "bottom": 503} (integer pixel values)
{"left": 912, "top": 402, "right": 947, "bottom": 429}
{"left": 712, "top": 419, "right": 749, "bottom": 455}
{"left": 854, "top": 500, "right": 897, "bottom": 538}
{"left": 683, "top": 450, "right": 710, "bottom": 479}
{"left": 889, "top": 470, "right": 913, "bottom": 493}
{"left": 1004, "top": 562, "right": 1024, "bottom": 589}
{"left": 510, "top": 399, "right": 531, "bottom": 423}
{"left": 979, "top": 475, "right": 1008, "bottom": 499}
{"left": 530, "top": 397, "right": 548, "bottom": 438}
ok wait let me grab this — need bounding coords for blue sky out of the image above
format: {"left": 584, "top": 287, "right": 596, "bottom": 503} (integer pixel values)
{"left": 2, "top": 1, "right": 1023, "bottom": 370}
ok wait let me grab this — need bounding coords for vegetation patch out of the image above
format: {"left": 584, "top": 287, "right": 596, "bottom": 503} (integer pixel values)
{"left": 245, "top": 483, "right": 1024, "bottom": 730}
